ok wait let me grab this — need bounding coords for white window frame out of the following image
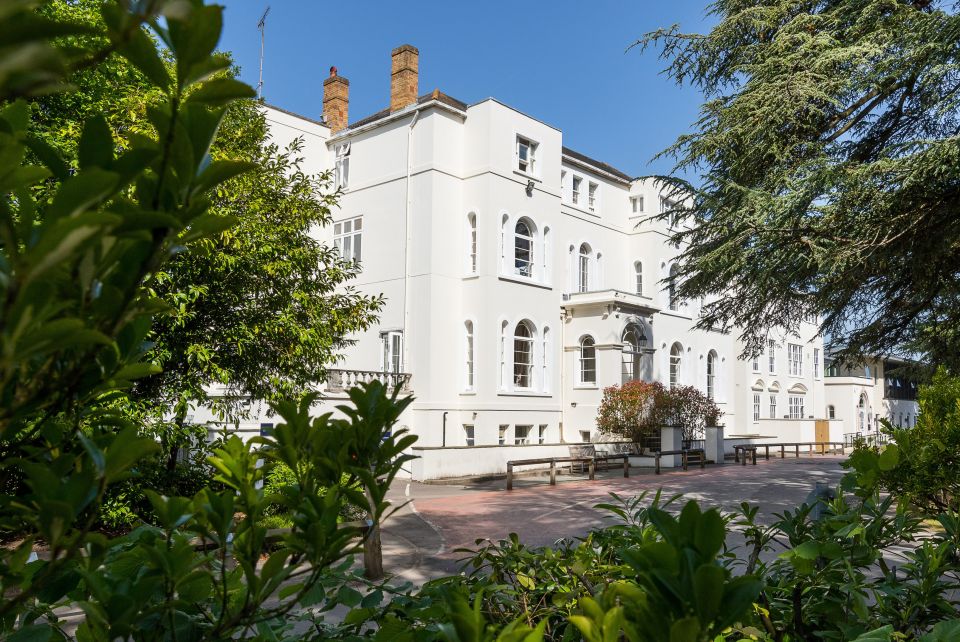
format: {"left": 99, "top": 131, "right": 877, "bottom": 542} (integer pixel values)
{"left": 513, "top": 321, "right": 534, "bottom": 390}
{"left": 333, "top": 216, "right": 362, "bottom": 263}
{"left": 498, "top": 425, "right": 508, "bottom": 446}
{"left": 513, "top": 219, "right": 535, "bottom": 278}
{"left": 579, "top": 336, "right": 597, "bottom": 386}
{"left": 753, "top": 393, "right": 761, "bottom": 422}
{"left": 669, "top": 343, "right": 682, "bottom": 390}
{"left": 334, "top": 142, "right": 350, "bottom": 189}
{"left": 587, "top": 182, "right": 599, "bottom": 212}
{"left": 769, "top": 394, "right": 777, "bottom": 419}
{"left": 538, "top": 424, "right": 547, "bottom": 445}
{"left": 814, "top": 348, "right": 821, "bottom": 379}
{"left": 630, "top": 195, "right": 644, "bottom": 214}
{"left": 768, "top": 339, "right": 777, "bottom": 374}
{"left": 706, "top": 351, "right": 717, "bottom": 400}
{"left": 788, "top": 343, "right": 803, "bottom": 377}
{"left": 465, "top": 213, "right": 477, "bottom": 275}
{"left": 634, "top": 261, "right": 643, "bottom": 296}
{"left": 668, "top": 264, "right": 681, "bottom": 311}
{"left": 514, "top": 424, "right": 532, "bottom": 445}
{"left": 464, "top": 320, "right": 475, "bottom": 392}
{"left": 516, "top": 135, "right": 537, "bottom": 175}
{"left": 578, "top": 244, "right": 591, "bottom": 293}
{"left": 381, "top": 330, "right": 403, "bottom": 374}
{"left": 788, "top": 395, "right": 805, "bottom": 419}
{"left": 463, "top": 424, "right": 475, "bottom": 447}
{"left": 572, "top": 176, "right": 582, "bottom": 205}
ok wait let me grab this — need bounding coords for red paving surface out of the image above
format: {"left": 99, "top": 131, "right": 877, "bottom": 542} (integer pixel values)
{"left": 412, "top": 456, "right": 847, "bottom": 557}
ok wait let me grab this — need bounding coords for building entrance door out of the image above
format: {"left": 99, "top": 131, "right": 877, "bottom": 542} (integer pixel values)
{"left": 815, "top": 420, "right": 830, "bottom": 444}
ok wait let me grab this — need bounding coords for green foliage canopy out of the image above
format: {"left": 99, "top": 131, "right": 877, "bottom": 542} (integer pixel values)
{"left": 642, "top": 0, "right": 960, "bottom": 366}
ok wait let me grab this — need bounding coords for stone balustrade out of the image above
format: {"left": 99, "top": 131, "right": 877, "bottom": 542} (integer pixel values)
{"left": 324, "top": 369, "right": 412, "bottom": 393}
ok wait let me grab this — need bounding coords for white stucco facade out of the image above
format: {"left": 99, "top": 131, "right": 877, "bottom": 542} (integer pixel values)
{"left": 196, "top": 47, "right": 847, "bottom": 479}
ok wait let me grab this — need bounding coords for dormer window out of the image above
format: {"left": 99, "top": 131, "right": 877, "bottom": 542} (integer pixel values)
{"left": 517, "top": 136, "right": 537, "bottom": 174}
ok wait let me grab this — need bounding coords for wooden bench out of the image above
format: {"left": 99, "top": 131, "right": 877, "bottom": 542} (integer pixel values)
{"left": 568, "top": 444, "right": 631, "bottom": 474}
{"left": 654, "top": 448, "right": 705, "bottom": 475}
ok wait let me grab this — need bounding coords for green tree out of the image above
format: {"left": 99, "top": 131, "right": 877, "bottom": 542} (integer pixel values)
{"left": 0, "top": 2, "right": 412, "bottom": 639}
{"left": 32, "top": 0, "right": 382, "bottom": 430}
{"left": 641, "top": 0, "right": 960, "bottom": 366}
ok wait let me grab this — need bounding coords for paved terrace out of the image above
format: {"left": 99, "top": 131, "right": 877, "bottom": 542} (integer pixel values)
{"left": 381, "top": 455, "right": 848, "bottom": 584}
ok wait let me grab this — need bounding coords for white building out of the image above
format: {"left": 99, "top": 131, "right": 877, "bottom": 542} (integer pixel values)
{"left": 824, "top": 356, "right": 921, "bottom": 441}
{"left": 202, "top": 45, "right": 840, "bottom": 479}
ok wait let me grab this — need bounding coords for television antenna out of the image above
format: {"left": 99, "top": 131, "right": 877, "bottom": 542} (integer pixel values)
{"left": 257, "top": 6, "right": 270, "bottom": 99}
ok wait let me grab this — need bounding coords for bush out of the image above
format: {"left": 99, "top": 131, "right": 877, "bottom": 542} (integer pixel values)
{"left": 597, "top": 381, "right": 721, "bottom": 447}
{"left": 847, "top": 367, "right": 960, "bottom": 512}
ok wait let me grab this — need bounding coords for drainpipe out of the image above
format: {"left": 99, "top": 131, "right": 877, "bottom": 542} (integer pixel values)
{"left": 442, "top": 410, "right": 448, "bottom": 447}
{"left": 402, "top": 108, "right": 420, "bottom": 375}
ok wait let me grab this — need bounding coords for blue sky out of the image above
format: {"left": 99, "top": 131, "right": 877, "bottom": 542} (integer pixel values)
{"left": 218, "top": 1, "right": 716, "bottom": 178}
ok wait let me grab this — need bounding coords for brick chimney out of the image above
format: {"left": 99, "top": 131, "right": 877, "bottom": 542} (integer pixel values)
{"left": 323, "top": 66, "right": 349, "bottom": 133}
{"left": 390, "top": 44, "right": 418, "bottom": 112}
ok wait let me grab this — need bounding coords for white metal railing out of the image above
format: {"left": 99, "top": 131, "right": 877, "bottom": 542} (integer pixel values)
{"left": 324, "top": 369, "right": 412, "bottom": 394}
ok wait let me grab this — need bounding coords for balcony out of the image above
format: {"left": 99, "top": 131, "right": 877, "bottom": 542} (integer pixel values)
{"left": 562, "top": 289, "right": 659, "bottom": 314}
{"left": 324, "top": 369, "right": 413, "bottom": 394}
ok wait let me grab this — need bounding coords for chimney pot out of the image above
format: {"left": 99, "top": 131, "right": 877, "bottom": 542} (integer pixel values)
{"left": 390, "top": 44, "right": 419, "bottom": 113}
{"left": 323, "top": 68, "right": 349, "bottom": 133}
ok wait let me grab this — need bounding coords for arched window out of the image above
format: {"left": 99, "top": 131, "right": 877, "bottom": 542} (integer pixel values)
{"left": 466, "top": 213, "right": 477, "bottom": 274}
{"left": 634, "top": 261, "right": 643, "bottom": 296}
{"left": 706, "top": 350, "right": 717, "bottom": 400}
{"left": 669, "top": 343, "right": 683, "bottom": 389}
{"left": 828, "top": 405, "right": 836, "bottom": 419}
{"left": 621, "top": 324, "right": 647, "bottom": 384}
{"left": 464, "top": 320, "right": 474, "bottom": 390}
{"left": 577, "top": 243, "right": 591, "bottom": 292}
{"left": 514, "top": 220, "right": 534, "bottom": 277}
{"left": 513, "top": 321, "right": 534, "bottom": 388}
{"left": 857, "top": 394, "right": 867, "bottom": 432}
{"left": 668, "top": 264, "right": 680, "bottom": 311}
{"left": 579, "top": 336, "right": 596, "bottom": 385}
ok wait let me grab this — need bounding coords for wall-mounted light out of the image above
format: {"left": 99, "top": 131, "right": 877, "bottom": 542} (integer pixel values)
{"left": 571, "top": 402, "right": 577, "bottom": 408}
{"left": 526, "top": 180, "right": 535, "bottom": 196}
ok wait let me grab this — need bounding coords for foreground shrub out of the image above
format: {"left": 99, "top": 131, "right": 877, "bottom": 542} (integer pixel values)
{"left": 848, "top": 367, "right": 960, "bottom": 513}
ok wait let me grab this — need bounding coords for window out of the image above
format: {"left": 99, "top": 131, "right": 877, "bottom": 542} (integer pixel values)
{"left": 621, "top": 324, "right": 646, "bottom": 383}
{"left": 634, "top": 261, "right": 643, "bottom": 296}
{"left": 333, "top": 216, "right": 362, "bottom": 262}
{"left": 538, "top": 424, "right": 547, "bottom": 444}
{"left": 660, "top": 196, "right": 679, "bottom": 226}
{"left": 668, "top": 264, "right": 680, "bottom": 311}
{"left": 669, "top": 343, "right": 683, "bottom": 390}
{"left": 898, "top": 412, "right": 903, "bottom": 427}
{"left": 259, "top": 422, "right": 274, "bottom": 437}
{"left": 630, "top": 196, "right": 644, "bottom": 214}
{"left": 498, "top": 425, "right": 508, "bottom": 446}
{"left": 466, "top": 213, "right": 477, "bottom": 274}
{"left": 752, "top": 354, "right": 760, "bottom": 373}
{"left": 464, "top": 321, "right": 474, "bottom": 391}
{"left": 588, "top": 182, "right": 598, "bottom": 211}
{"left": 542, "top": 326, "right": 551, "bottom": 393}
{"left": 769, "top": 394, "right": 777, "bottom": 419}
{"left": 517, "top": 136, "right": 537, "bottom": 174}
{"left": 513, "top": 321, "right": 534, "bottom": 389}
{"left": 579, "top": 430, "right": 591, "bottom": 443}
{"left": 753, "top": 394, "right": 761, "bottom": 422}
{"left": 334, "top": 142, "right": 350, "bottom": 188}
{"left": 514, "top": 219, "right": 534, "bottom": 277}
{"left": 788, "top": 395, "right": 805, "bottom": 419}
{"left": 514, "top": 425, "right": 532, "bottom": 445}
{"left": 706, "top": 351, "right": 717, "bottom": 400}
{"left": 579, "top": 336, "right": 596, "bottom": 385}
{"left": 561, "top": 170, "right": 567, "bottom": 198}
{"left": 768, "top": 339, "right": 776, "bottom": 374}
{"left": 578, "top": 243, "right": 591, "bottom": 292}
{"left": 788, "top": 344, "right": 803, "bottom": 376}
{"left": 572, "top": 176, "right": 582, "bottom": 204}
{"left": 463, "top": 425, "right": 475, "bottom": 447}
{"left": 381, "top": 331, "right": 403, "bottom": 373}
{"left": 828, "top": 405, "right": 835, "bottom": 419}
